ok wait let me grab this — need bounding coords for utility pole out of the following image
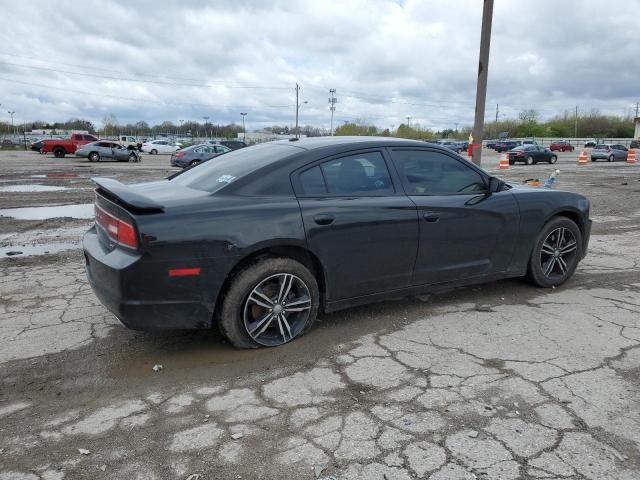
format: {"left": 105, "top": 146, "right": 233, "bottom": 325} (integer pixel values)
{"left": 635, "top": 102, "right": 639, "bottom": 118}
{"left": 406, "top": 116, "right": 412, "bottom": 128}
{"left": 574, "top": 106, "right": 578, "bottom": 138}
{"left": 240, "top": 112, "right": 247, "bottom": 141}
{"left": 328, "top": 89, "right": 337, "bottom": 135}
{"left": 295, "top": 83, "right": 300, "bottom": 138}
{"left": 471, "top": 0, "right": 494, "bottom": 166}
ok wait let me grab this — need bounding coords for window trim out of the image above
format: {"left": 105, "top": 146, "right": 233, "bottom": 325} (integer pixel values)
{"left": 292, "top": 148, "right": 399, "bottom": 198}
{"left": 388, "top": 147, "right": 490, "bottom": 196}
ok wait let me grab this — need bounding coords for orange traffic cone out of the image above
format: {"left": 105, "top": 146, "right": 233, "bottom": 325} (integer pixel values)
{"left": 577, "top": 151, "right": 588, "bottom": 165}
{"left": 499, "top": 153, "right": 509, "bottom": 170}
{"left": 627, "top": 148, "right": 637, "bottom": 164}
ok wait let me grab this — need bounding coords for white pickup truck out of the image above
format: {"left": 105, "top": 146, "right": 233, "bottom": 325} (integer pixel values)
{"left": 118, "top": 136, "right": 141, "bottom": 151}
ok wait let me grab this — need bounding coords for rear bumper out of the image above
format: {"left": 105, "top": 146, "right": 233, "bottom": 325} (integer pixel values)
{"left": 83, "top": 227, "right": 214, "bottom": 330}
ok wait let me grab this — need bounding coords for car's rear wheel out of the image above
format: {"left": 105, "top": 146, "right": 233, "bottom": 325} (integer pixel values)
{"left": 88, "top": 152, "right": 100, "bottom": 162}
{"left": 608, "top": 155, "right": 614, "bottom": 162}
{"left": 217, "top": 257, "right": 319, "bottom": 349}
{"left": 527, "top": 217, "right": 582, "bottom": 288}
{"left": 549, "top": 156, "right": 557, "bottom": 164}
{"left": 526, "top": 156, "right": 534, "bottom": 165}
{"left": 150, "top": 149, "right": 158, "bottom": 155}
{"left": 53, "top": 148, "right": 65, "bottom": 158}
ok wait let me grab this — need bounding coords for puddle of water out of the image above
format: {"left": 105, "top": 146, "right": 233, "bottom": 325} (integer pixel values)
{"left": 0, "top": 225, "right": 90, "bottom": 258}
{"left": 0, "top": 184, "right": 69, "bottom": 193}
{"left": 0, "top": 204, "right": 94, "bottom": 220}
{"left": 1, "top": 242, "right": 80, "bottom": 257}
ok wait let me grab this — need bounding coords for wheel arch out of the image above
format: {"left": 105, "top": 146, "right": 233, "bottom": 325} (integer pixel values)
{"left": 548, "top": 209, "right": 586, "bottom": 239}
{"left": 216, "top": 243, "right": 329, "bottom": 315}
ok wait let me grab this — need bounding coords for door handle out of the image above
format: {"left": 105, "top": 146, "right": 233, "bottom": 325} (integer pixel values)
{"left": 314, "top": 214, "right": 335, "bottom": 226}
{"left": 423, "top": 212, "right": 440, "bottom": 223}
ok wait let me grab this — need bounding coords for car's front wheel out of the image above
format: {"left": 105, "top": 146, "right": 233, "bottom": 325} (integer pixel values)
{"left": 527, "top": 217, "right": 582, "bottom": 288}
{"left": 217, "top": 257, "right": 319, "bottom": 348}
{"left": 549, "top": 156, "right": 557, "bottom": 164}
{"left": 526, "top": 156, "right": 534, "bottom": 165}
{"left": 150, "top": 149, "right": 158, "bottom": 155}
{"left": 88, "top": 152, "right": 100, "bottom": 162}
{"left": 608, "top": 155, "right": 614, "bottom": 162}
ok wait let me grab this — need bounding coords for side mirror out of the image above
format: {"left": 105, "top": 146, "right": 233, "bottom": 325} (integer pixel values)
{"left": 488, "top": 176, "right": 503, "bottom": 193}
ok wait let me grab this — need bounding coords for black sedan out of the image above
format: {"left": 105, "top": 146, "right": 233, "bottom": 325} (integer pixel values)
{"left": 508, "top": 145, "right": 558, "bottom": 165}
{"left": 83, "top": 137, "right": 591, "bottom": 348}
{"left": 171, "top": 144, "right": 231, "bottom": 168}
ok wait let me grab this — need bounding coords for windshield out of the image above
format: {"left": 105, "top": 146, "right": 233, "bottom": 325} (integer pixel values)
{"left": 170, "top": 143, "right": 300, "bottom": 193}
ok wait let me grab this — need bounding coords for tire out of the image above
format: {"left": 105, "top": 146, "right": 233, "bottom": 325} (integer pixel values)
{"left": 526, "top": 217, "right": 582, "bottom": 288}
{"left": 189, "top": 160, "right": 200, "bottom": 167}
{"left": 88, "top": 152, "right": 100, "bottom": 162}
{"left": 526, "top": 156, "right": 534, "bottom": 165}
{"left": 128, "top": 153, "right": 137, "bottom": 162}
{"left": 217, "top": 257, "right": 319, "bottom": 349}
{"left": 53, "top": 148, "right": 65, "bottom": 158}
{"left": 549, "top": 156, "right": 557, "bottom": 164}
{"left": 608, "top": 155, "right": 614, "bottom": 162}
{"left": 150, "top": 149, "right": 158, "bottom": 155}
{"left": 508, "top": 160, "right": 515, "bottom": 165}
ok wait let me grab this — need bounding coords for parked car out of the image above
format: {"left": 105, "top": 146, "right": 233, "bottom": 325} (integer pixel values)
{"left": 630, "top": 140, "right": 639, "bottom": 149}
{"left": 208, "top": 140, "right": 247, "bottom": 150}
{"left": 508, "top": 145, "right": 558, "bottom": 165}
{"left": 75, "top": 141, "right": 141, "bottom": 162}
{"left": 549, "top": 141, "right": 575, "bottom": 152}
{"left": 170, "top": 144, "right": 231, "bottom": 168}
{"left": 83, "top": 137, "right": 591, "bottom": 349}
{"left": 485, "top": 140, "right": 500, "bottom": 149}
{"left": 437, "top": 140, "right": 463, "bottom": 153}
{"left": 584, "top": 140, "right": 597, "bottom": 148}
{"left": 41, "top": 133, "right": 99, "bottom": 157}
{"left": 521, "top": 140, "right": 538, "bottom": 146}
{"left": 495, "top": 140, "right": 522, "bottom": 152}
{"left": 590, "top": 144, "right": 628, "bottom": 162}
{"left": 141, "top": 139, "right": 180, "bottom": 154}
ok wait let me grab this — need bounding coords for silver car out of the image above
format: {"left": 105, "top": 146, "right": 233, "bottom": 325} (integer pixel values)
{"left": 75, "top": 141, "right": 140, "bottom": 162}
{"left": 590, "top": 144, "right": 628, "bottom": 162}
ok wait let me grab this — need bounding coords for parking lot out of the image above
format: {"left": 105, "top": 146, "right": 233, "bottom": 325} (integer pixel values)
{"left": 1, "top": 148, "right": 640, "bottom": 479}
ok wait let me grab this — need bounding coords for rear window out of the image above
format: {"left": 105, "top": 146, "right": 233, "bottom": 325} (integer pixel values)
{"left": 594, "top": 145, "right": 609, "bottom": 150}
{"left": 171, "top": 143, "right": 300, "bottom": 193}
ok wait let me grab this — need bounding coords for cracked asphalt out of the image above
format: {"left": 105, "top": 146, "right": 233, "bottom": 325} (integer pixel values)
{"left": 1, "top": 149, "right": 640, "bottom": 479}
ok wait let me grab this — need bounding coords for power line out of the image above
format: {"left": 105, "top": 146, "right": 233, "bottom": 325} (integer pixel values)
{"left": 0, "top": 76, "right": 294, "bottom": 109}
{"left": 0, "top": 60, "right": 290, "bottom": 90}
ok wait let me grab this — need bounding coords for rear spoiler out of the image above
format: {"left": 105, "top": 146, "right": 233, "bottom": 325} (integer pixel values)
{"left": 91, "top": 177, "right": 164, "bottom": 212}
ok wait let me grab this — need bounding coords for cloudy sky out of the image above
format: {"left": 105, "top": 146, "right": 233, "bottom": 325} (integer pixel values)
{"left": 0, "top": 0, "right": 639, "bottom": 131}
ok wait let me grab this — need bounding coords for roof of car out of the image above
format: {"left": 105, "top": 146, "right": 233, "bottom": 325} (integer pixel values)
{"left": 268, "top": 136, "right": 432, "bottom": 151}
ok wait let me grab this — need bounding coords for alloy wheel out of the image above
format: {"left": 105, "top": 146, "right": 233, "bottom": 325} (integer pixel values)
{"left": 243, "top": 273, "right": 312, "bottom": 346}
{"left": 540, "top": 227, "right": 578, "bottom": 279}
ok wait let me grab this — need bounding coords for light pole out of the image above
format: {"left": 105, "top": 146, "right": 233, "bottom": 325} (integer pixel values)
{"left": 8, "top": 111, "right": 15, "bottom": 138}
{"left": 179, "top": 119, "right": 184, "bottom": 139}
{"left": 295, "top": 101, "right": 308, "bottom": 138}
{"left": 406, "top": 116, "right": 412, "bottom": 128}
{"left": 328, "top": 89, "right": 337, "bottom": 136}
{"left": 240, "top": 112, "right": 247, "bottom": 141}
{"left": 202, "top": 116, "right": 209, "bottom": 140}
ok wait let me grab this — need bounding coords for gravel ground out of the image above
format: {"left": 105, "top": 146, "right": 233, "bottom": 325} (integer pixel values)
{"left": 1, "top": 148, "right": 640, "bottom": 479}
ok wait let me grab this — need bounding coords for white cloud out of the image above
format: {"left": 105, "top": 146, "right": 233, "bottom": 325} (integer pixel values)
{"left": 0, "top": 0, "right": 638, "bottom": 130}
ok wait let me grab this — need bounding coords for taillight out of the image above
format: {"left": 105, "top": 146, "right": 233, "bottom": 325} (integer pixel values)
{"left": 175, "top": 152, "right": 185, "bottom": 158}
{"left": 95, "top": 204, "right": 138, "bottom": 249}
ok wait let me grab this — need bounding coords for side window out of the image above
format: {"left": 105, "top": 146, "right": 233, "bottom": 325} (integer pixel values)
{"left": 299, "top": 166, "right": 327, "bottom": 195}
{"left": 392, "top": 150, "right": 486, "bottom": 195}
{"left": 320, "top": 152, "right": 394, "bottom": 195}
{"left": 96, "top": 142, "right": 108, "bottom": 147}
{"left": 193, "top": 147, "right": 202, "bottom": 153}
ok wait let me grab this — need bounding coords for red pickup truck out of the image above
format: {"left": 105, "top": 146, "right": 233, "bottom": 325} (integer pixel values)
{"left": 549, "top": 141, "right": 575, "bottom": 152}
{"left": 42, "top": 133, "right": 99, "bottom": 157}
